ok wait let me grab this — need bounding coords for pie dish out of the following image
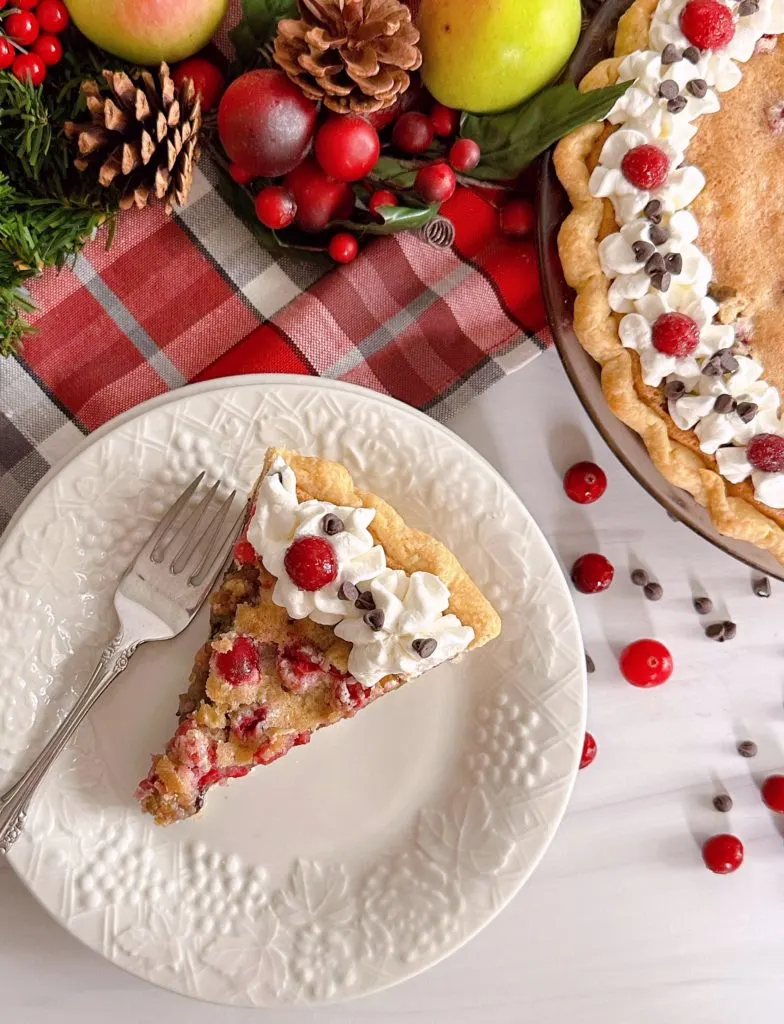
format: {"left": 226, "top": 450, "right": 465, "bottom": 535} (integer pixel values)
{"left": 137, "top": 447, "right": 501, "bottom": 825}
{"left": 555, "top": 0, "right": 784, "bottom": 564}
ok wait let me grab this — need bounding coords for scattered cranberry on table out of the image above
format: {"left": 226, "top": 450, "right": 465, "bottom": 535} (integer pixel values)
{"left": 315, "top": 114, "right": 380, "bottom": 182}
{"left": 368, "top": 189, "right": 398, "bottom": 216}
{"left": 579, "top": 732, "right": 597, "bottom": 769}
{"left": 571, "top": 553, "right": 614, "bottom": 594}
{"left": 702, "top": 833, "right": 744, "bottom": 874}
{"left": 328, "top": 232, "right": 359, "bottom": 264}
{"left": 430, "top": 102, "right": 459, "bottom": 137}
{"left": 254, "top": 186, "right": 297, "bottom": 230}
{"left": 449, "top": 137, "right": 480, "bottom": 172}
{"left": 621, "top": 144, "right": 670, "bottom": 190}
{"left": 500, "top": 198, "right": 536, "bottom": 239}
{"left": 392, "top": 111, "right": 434, "bottom": 154}
{"left": 619, "top": 639, "right": 673, "bottom": 687}
{"left": 415, "top": 161, "right": 457, "bottom": 203}
{"left": 172, "top": 58, "right": 226, "bottom": 113}
{"left": 761, "top": 774, "right": 784, "bottom": 813}
{"left": 563, "top": 461, "right": 607, "bottom": 504}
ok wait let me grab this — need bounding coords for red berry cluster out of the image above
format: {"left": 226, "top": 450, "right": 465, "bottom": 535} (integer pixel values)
{"left": 0, "top": 0, "right": 68, "bottom": 87}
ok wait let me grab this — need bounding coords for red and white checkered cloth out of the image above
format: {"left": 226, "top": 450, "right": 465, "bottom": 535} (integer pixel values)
{"left": 0, "top": 6, "right": 551, "bottom": 535}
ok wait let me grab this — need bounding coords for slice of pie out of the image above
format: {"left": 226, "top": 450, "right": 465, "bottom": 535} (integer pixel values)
{"left": 136, "top": 448, "right": 501, "bottom": 825}
{"left": 555, "top": 0, "right": 784, "bottom": 562}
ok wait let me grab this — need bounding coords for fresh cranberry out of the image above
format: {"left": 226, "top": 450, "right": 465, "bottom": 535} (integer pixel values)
{"left": 32, "top": 33, "right": 62, "bottom": 65}
{"left": 761, "top": 774, "right": 784, "bottom": 812}
{"left": 415, "top": 162, "right": 457, "bottom": 203}
{"left": 35, "top": 0, "right": 67, "bottom": 33}
{"left": 255, "top": 186, "right": 297, "bottom": 229}
{"left": 6, "top": 11, "right": 39, "bottom": 45}
{"left": 392, "top": 111, "right": 434, "bottom": 154}
{"left": 214, "top": 635, "right": 261, "bottom": 686}
{"left": 368, "top": 189, "right": 398, "bottom": 216}
{"left": 328, "top": 232, "right": 359, "bottom": 264}
{"left": 652, "top": 312, "right": 700, "bottom": 357}
{"left": 680, "top": 0, "right": 735, "bottom": 51}
{"left": 0, "top": 38, "right": 14, "bottom": 70}
{"left": 500, "top": 198, "right": 536, "bottom": 238}
{"left": 563, "top": 461, "right": 607, "bottom": 504}
{"left": 430, "top": 102, "right": 460, "bottom": 136}
{"left": 12, "top": 53, "right": 45, "bottom": 86}
{"left": 276, "top": 641, "right": 325, "bottom": 693}
{"left": 449, "top": 138, "right": 481, "bottom": 172}
{"left": 233, "top": 538, "right": 257, "bottom": 566}
{"left": 621, "top": 144, "right": 670, "bottom": 190}
{"left": 229, "top": 162, "right": 254, "bottom": 185}
{"left": 315, "top": 114, "right": 380, "bottom": 182}
{"left": 619, "top": 639, "right": 673, "bottom": 687}
{"left": 15, "top": 0, "right": 40, "bottom": 8}
{"left": 746, "top": 434, "right": 784, "bottom": 473}
{"left": 172, "top": 57, "right": 225, "bottom": 112}
{"left": 284, "top": 536, "right": 338, "bottom": 590}
{"left": 702, "top": 833, "right": 744, "bottom": 874}
{"left": 571, "top": 553, "right": 614, "bottom": 593}
{"left": 580, "top": 732, "right": 597, "bottom": 769}
{"left": 284, "top": 158, "right": 354, "bottom": 232}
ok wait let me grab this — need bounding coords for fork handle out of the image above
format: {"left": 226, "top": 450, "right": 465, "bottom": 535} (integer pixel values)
{"left": 0, "top": 630, "right": 142, "bottom": 854}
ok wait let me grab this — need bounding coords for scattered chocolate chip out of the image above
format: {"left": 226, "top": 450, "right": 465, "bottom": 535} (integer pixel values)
{"left": 736, "top": 401, "right": 758, "bottom": 423}
{"left": 713, "top": 794, "right": 733, "bottom": 812}
{"left": 644, "top": 582, "right": 663, "bottom": 601}
{"left": 693, "top": 596, "right": 713, "bottom": 615}
{"left": 338, "top": 581, "right": 359, "bottom": 602}
{"left": 687, "top": 78, "right": 708, "bottom": 98}
{"left": 723, "top": 620, "right": 737, "bottom": 641}
{"left": 738, "top": 0, "right": 760, "bottom": 15}
{"left": 753, "top": 575, "right": 771, "bottom": 598}
{"left": 585, "top": 651, "right": 595, "bottom": 674}
{"left": 363, "top": 608, "right": 385, "bottom": 631}
{"left": 737, "top": 739, "right": 758, "bottom": 758}
{"left": 683, "top": 45, "right": 701, "bottom": 63}
{"left": 661, "top": 43, "right": 682, "bottom": 64}
{"left": 667, "top": 95, "right": 688, "bottom": 114}
{"left": 650, "top": 271, "right": 672, "bottom": 292}
{"left": 705, "top": 622, "right": 727, "bottom": 642}
{"left": 321, "top": 513, "right": 345, "bottom": 536}
{"left": 702, "top": 356, "right": 724, "bottom": 377}
{"left": 664, "top": 252, "right": 683, "bottom": 275}
{"left": 664, "top": 380, "right": 686, "bottom": 401}
{"left": 355, "top": 590, "right": 376, "bottom": 611}
{"left": 658, "top": 79, "right": 680, "bottom": 100}
{"left": 644, "top": 199, "right": 663, "bottom": 223}
{"left": 713, "top": 394, "right": 736, "bottom": 414}
{"left": 649, "top": 224, "right": 669, "bottom": 246}
{"left": 645, "top": 252, "right": 666, "bottom": 274}
{"left": 412, "top": 637, "right": 437, "bottom": 659}
{"left": 632, "top": 240, "right": 655, "bottom": 262}
{"left": 631, "top": 568, "right": 649, "bottom": 586}
{"left": 718, "top": 348, "right": 739, "bottom": 373}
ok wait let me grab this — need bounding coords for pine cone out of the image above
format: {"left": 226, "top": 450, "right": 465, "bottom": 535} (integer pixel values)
{"left": 64, "top": 63, "right": 202, "bottom": 214}
{"left": 274, "top": 0, "right": 421, "bottom": 114}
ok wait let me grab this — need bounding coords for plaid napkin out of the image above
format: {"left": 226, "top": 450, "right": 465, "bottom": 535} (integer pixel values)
{"left": 0, "top": 9, "right": 551, "bottom": 535}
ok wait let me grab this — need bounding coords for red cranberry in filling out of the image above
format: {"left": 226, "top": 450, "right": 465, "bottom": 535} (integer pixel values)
{"left": 230, "top": 704, "right": 269, "bottom": 743}
{"left": 214, "top": 635, "right": 261, "bottom": 686}
{"left": 277, "top": 641, "right": 327, "bottom": 693}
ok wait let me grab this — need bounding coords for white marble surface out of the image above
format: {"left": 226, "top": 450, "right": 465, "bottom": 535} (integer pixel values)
{"left": 4, "top": 350, "right": 784, "bottom": 1023}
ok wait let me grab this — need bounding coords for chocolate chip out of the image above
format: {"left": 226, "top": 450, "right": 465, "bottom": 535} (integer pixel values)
{"left": 737, "top": 739, "right": 758, "bottom": 758}
{"left": 412, "top": 637, "right": 437, "bottom": 659}
{"left": 694, "top": 596, "right": 713, "bottom": 615}
{"left": 664, "top": 252, "right": 683, "bottom": 275}
{"left": 631, "top": 568, "right": 649, "bottom": 586}
{"left": 661, "top": 43, "right": 682, "bottom": 64}
{"left": 355, "top": 590, "right": 376, "bottom": 611}
{"left": 321, "top": 513, "right": 345, "bottom": 536}
{"left": 702, "top": 356, "right": 723, "bottom": 377}
{"left": 687, "top": 78, "right": 708, "bottom": 98}
{"left": 644, "top": 199, "right": 663, "bottom": 223}
{"left": 649, "top": 224, "right": 669, "bottom": 246}
{"left": 736, "top": 401, "right": 758, "bottom": 423}
{"left": 658, "top": 79, "right": 680, "bottom": 100}
{"left": 363, "top": 608, "right": 385, "bottom": 631}
{"left": 645, "top": 252, "right": 666, "bottom": 275}
{"left": 713, "top": 794, "right": 733, "bottom": 812}
{"left": 585, "top": 651, "right": 595, "bottom": 674}
{"left": 753, "top": 575, "right": 771, "bottom": 598}
{"left": 650, "top": 271, "right": 671, "bottom": 292}
{"left": 713, "top": 394, "right": 736, "bottom": 414}
{"left": 705, "top": 622, "right": 727, "bottom": 642}
{"left": 718, "top": 348, "right": 739, "bottom": 373}
{"left": 723, "top": 620, "right": 737, "bottom": 641}
{"left": 644, "top": 582, "right": 663, "bottom": 601}
{"left": 683, "top": 45, "right": 701, "bottom": 63}
{"left": 738, "top": 0, "right": 760, "bottom": 15}
{"left": 667, "top": 95, "right": 687, "bottom": 114}
{"left": 632, "top": 240, "right": 655, "bottom": 262}
{"left": 338, "top": 581, "right": 359, "bottom": 602}
{"left": 664, "top": 380, "right": 686, "bottom": 400}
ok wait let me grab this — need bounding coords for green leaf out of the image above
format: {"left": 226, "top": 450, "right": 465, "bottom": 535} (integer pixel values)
{"left": 229, "top": 0, "right": 298, "bottom": 66}
{"left": 461, "top": 80, "right": 632, "bottom": 181}
{"left": 368, "top": 156, "right": 419, "bottom": 189}
{"left": 335, "top": 202, "right": 440, "bottom": 235}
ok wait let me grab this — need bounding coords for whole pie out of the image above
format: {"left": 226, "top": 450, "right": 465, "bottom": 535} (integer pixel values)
{"left": 555, "top": 0, "right": 784, "bottom": 562}
{"left": 136, "top": 448, "right": 501, "bottom": 825}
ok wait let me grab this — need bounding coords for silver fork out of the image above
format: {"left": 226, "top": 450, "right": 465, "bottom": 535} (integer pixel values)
{"left": 0, "top": 473, "right": 244, "bottom": 854}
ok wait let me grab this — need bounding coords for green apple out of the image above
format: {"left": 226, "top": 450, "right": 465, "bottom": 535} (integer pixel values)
{"left": 64, "top": 0, "right": 229, "bottom": 65}
{"left": 417, "top": 0, "right": 582, "bottom": 113}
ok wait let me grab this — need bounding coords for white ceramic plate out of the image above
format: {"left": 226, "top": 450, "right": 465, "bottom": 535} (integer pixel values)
{"left": 0, "top": 377, "right": 585, "bottom": 1008}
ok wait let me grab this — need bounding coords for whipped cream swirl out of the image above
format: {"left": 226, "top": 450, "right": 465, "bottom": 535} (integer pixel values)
{"left": 588, "top": 0, "right": 784, "bottom": 507}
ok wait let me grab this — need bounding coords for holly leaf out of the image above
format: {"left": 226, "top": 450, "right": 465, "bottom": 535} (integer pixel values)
{"left": 335, "top": 202, "right": 439, "bottom": 235}
{"left": 368, "top": 156, "right": 419, "bottom": 189}
{"left": 460, "top": 80, "right": 631, "bottom": 181}
{"left": 230, "top": 0, "right": 298, "bottom": 66}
